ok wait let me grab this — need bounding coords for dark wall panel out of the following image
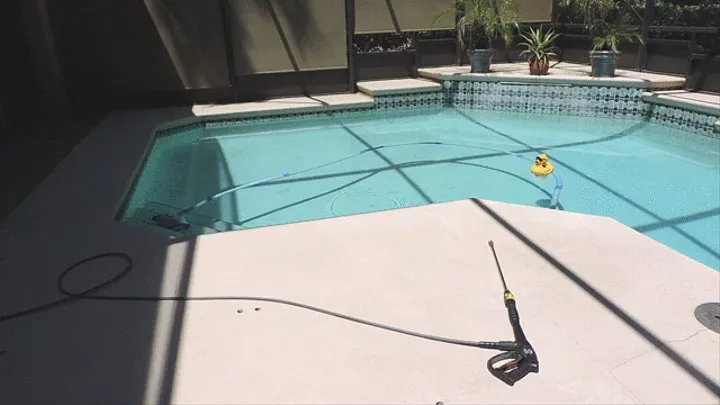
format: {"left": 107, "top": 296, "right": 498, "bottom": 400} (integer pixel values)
{"left": 0, "top": 0, "right": 42, "bottom": 128}
{"left": 355, "top": 52, "right": 417, "bottom": 80}
{"left": 646, "top": 43, "right": 689, "bottom": 76}
{"left": 417, "top": 40, "right": 457, "bottom": 67}
{"left": 687, "top": 57, "right": 720, "bottom": 93}
{"left": 46, "top": 0, "right": 230, "bottom": 109}
{"left": 235, "top": 70, "right": 349, "bottom": 102}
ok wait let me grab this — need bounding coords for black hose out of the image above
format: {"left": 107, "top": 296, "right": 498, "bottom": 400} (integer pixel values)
{"left": 0, "top": 253, "right": 487, "bottom": 349}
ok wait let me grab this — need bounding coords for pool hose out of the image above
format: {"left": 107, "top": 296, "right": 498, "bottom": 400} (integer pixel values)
{"left": 0, "top": 241, "right": 539, "bottom": 386}
{"left": 151, "top": 141, "right": 563, "bottom": 232}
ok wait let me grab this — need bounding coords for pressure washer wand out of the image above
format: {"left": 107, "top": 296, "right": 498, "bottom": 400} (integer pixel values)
{"left": 483, "top": 240, "right": 539, "bottom": 386}
{"left": 488, "top": 240, "right": 527, "bottom": 344}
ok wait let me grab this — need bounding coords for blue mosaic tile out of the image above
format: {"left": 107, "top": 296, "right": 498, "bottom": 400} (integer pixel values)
{"left": 203, "top": 106, "right": 376, "bottom": 129}
{"left": 373, "top": 91, "right": 445, "bottom": 110}
{"left": 442, "top": 80, "right": 649, "bottom": 119}
{"left": 156, "top": 121, "right": 204, "bottom": 138}
{"left": 441, "top": 80, "right": 717, "bottom": 136}
{"left": 647, "top": 104, "right": 719, "bottom": 138}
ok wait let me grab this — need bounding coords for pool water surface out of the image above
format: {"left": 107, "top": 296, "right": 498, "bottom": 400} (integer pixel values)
{"left": 122, "top": 107, "right": 720, "bottom": 270}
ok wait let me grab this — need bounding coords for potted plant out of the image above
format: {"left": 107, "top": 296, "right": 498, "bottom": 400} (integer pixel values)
{"left": 579, "top": 0, "right": 644, "bottom": 77}
{"left": 437, "top": 0, "right": 518, "bottom": 73}
{"left": 589, "top": 22, "right": 644, "bottom": 77}
{"left": 518, "top": 25, "right": 560, "bottom": 75}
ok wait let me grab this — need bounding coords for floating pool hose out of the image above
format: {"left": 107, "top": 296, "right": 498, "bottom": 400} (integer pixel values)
{"left": 151, "top": 141, "right": 563, "bottom": 232}
{"left": 0, "top": 241, "right": 539, "bottom": 386}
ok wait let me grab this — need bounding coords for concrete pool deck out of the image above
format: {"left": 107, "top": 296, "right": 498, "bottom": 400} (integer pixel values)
{"left": 418, "top": 62, "right": 687, "bottom": 89}
{"left": 0, "top": 68, "right": 719, "bottom": 404}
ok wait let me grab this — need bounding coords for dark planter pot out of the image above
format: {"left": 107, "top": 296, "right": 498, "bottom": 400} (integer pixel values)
{"left": 468, "top": 49, "right": 494, "bottom": 73}
{"left": 590, "top": 50, "right": 618, "bottom": 77}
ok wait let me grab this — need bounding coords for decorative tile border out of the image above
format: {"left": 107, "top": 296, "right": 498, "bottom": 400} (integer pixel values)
{"left": 441, "top": 80, "right": 718, "bottom": 135}
{"left": 155, "top": 121, "right": 204, "bottom": 138}
{"left": 202, "top": 92, "right": 444, "bottom": 129}
{"left": 373, "top": 91, "right": 445, "bottom": 110}
{"left": 647, "top": 105, "right": 719, "bottom": 137}
{"left": 153, "top": 84, "right": 716, "bottom": 137}
{"left": 203, "top": 106, "right": 376, "bottom": 129}
{"left": 443, "top": 80, "right": 649, "bottom": 119}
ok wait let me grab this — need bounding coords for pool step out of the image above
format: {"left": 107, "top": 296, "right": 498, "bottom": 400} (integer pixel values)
{"left": 357, "top": 78, "right": 443, "bottom": 97}
{"left": 642, "top": 90, "right": 720, "bottom": 116}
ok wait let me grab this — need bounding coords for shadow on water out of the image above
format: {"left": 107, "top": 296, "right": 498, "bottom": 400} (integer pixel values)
{"left": 231, "top": 172, "right": 379, "bottom": 228}
{"left": 471, "top": 198, "right": 720, "bottom": 398}
{"left": 340, "top": 124, "right": 435, "bottom": 204}
{"left": 453, "top": 109, "right": 720, "bottom": 263}
{"left": 217, "top": 158, "right": 562, "bottom": 228}
{"left": 633, "top": 208, "right": 720, "bottom": 233}
{"left": 187, "top": 138, "right": 241, "bottom": 228}
{"left": 240, "top": 116, "right": 651, "bottom": 189}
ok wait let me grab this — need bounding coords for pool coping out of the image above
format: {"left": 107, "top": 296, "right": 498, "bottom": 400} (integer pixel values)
{"left": 642, "top": 90, "right": 720, "bottom": 117}
{"left": 417, "top": 62, "right": 686, "bottom": 89}
{"left": 148, "top": 63, "right": 715, "bottom": 138}
{"left": 357, "top": 78, "right": 443, "bottom": 96}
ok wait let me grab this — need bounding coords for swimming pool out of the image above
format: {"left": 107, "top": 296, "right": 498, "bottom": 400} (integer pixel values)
{"left": 122, "top": 107, "right": 720, "bottom": 270}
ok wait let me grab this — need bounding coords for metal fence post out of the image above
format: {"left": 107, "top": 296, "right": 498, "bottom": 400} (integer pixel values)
{"left": 637, "top": 0, "right": 655, "bottom": 71}
{"left": 345, "top": 0, "right": 356, "bottom": 92}
{"left": 686, "top": 32, "right": 697, "bottom": 84}
{"left": 220, "top": 0, "right": 239, "bottom": 102}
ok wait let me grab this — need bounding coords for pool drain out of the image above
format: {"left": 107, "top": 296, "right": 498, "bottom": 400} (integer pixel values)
{"left": 694, "top": 302, "right": 720, "bottom": 334}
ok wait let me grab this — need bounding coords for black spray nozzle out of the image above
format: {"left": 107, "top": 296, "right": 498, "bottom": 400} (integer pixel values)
{"left": 487, "top": 339, "right": 539, "bottom": 386}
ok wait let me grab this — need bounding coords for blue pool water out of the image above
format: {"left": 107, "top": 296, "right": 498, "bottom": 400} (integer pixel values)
{"left": 123, "top": 107, "right": 720, "bottom": 270}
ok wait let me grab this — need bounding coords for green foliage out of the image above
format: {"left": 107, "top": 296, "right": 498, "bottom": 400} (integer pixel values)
{"left": 654, "top": 0, "right": 720, "bottom": 27}
{"left": 560, "top": 0, "right": 645, "bottom": 51}
{"left": 592, "top": 22, "right": 644, "bottom": 51}
{"left": 436, "top": 0, "right": 518, "bottom": 50}
{"left": 518, "top": 26, "right": 560, "bottom": 63}
{"left": 558, "top": 0, "right": 720, "bottom": 27}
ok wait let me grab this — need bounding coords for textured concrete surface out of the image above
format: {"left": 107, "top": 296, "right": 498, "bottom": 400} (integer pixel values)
{"left": 419, "top": 62, "right": 686, "bottom": 89}
{"left": 357, "top": 78, "right": 442, "bottom": 96}
{"left": 0, "top": 99, "right": 718, "bottom": 405}
{"left": 191, "top": 93, "right": 374, "bottom": 120}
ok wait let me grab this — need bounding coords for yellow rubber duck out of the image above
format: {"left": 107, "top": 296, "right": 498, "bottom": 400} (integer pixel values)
{"left": 530, "top": 153, "right": 553, "bottom": 176}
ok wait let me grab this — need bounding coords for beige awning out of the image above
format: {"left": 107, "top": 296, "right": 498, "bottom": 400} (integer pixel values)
{"left": 230, "top": 0, "right": 348, "bottom": 75}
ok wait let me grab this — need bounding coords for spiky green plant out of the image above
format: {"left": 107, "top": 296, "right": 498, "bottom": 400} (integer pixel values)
{"left": 519, "top": 26, "right": 560, "bottom": 66}
{"left": 435, "top": 0, "right": 518, "bottom": 51}
{"left": 591, "top": 21, "right": 644, "bottom": 51}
